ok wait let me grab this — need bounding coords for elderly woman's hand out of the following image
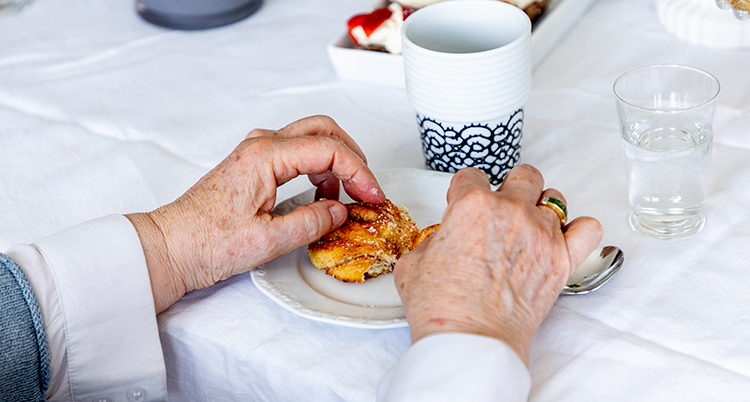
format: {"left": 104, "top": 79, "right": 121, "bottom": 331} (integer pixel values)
{"left": 127, "top": 116, "right": 384, "bottom": 313}
{"left": 394, "top": 165, "right": 603, "bottom": 365}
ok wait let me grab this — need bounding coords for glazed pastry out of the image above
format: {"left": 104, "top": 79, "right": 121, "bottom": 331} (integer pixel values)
{"left": 412, "top": 223, "right": 440, "bottom": 249}
{"left": 307, "top": 199, "right": 419, "bottom": 283}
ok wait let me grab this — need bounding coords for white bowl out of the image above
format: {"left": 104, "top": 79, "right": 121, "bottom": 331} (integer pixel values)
{"left": 657, "top": 0, "right": 750, "bottom": 48}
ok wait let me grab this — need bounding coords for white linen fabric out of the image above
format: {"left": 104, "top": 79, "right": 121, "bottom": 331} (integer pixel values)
{"left": 3, "top": 0, "right": 750, "bottom": 400}
{"left": 9, "top": 216, "right": 526, "bottom": 401}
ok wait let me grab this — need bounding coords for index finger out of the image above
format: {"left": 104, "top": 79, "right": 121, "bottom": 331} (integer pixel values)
{"left": 276, "top": 115, "right": 369, "bottom": 164}
{"left": 267, "top": 135, "right": 385, "bottom": 204}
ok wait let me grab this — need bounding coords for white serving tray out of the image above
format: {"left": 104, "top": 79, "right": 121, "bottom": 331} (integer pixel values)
{"left": 327, "top": 0, "right": 600, "bottom": 88}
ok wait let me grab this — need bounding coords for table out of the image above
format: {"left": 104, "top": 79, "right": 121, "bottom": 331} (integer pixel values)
{"left": 2, "top": 0, "right": 750, "bottom": 400}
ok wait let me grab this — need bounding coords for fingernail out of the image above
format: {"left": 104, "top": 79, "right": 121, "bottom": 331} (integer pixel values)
{"left": 329, "top": 205, "right": 347, "bottom": 226}
{"left": 373, "top": 186, "right": 385, "bottom": 201}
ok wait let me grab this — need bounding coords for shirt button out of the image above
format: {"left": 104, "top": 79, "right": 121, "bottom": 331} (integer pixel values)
{"left": 128, "top": 388, "right": 148, "bottom": 402}
{"left": 94, "top": 398, "right": 112, "bottom": 402}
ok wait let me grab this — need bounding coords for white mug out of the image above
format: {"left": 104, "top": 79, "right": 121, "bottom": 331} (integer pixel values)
{"left": 402, "top": 0, "right": 532, "bottom": 184}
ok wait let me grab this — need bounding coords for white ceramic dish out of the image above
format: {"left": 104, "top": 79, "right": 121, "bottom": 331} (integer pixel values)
{"left": 657, "top": 0, "right": 750, "bottom": 48}
{"left": 327, "top": 0, "right": 601, "bottom": 87}
{"left": 251, "top": 168, "right": 453, "bottom": 328}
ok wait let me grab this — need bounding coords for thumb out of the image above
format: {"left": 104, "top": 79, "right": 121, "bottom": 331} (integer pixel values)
{"left": 563, "top": 216, "right": 604, "bottom": 276}
{"left": 267, "top": 200, "right": 348, "bottom": 255}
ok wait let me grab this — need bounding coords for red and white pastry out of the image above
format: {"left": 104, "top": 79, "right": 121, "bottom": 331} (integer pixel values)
{"left": 347, "top": 2, "right": 416, "bottom": 54}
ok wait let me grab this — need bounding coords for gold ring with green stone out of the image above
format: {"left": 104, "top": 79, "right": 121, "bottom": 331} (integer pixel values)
{"left": 538, "top": 196, "right": 567, "bottom": 226}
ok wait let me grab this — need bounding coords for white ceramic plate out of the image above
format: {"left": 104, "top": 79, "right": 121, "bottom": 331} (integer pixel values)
{"left": 251, "top": 168, "right": 453, "bottom": 328}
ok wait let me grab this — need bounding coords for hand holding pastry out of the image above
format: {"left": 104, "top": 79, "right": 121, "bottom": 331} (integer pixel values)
{"left": 393, "top": 165, "right": 603, "bottom": 365}
{"left": 126, "top": 115, "right": 384, "bottom": 313}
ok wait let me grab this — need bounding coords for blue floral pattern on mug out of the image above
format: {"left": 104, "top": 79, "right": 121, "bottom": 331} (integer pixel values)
{"left": 418, "top": 108, "right": 523, "bottom": 185}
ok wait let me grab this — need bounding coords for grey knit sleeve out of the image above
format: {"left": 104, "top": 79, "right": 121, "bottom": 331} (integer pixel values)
{"left": 0, "top": 252, "right": 50, "bottom": 401}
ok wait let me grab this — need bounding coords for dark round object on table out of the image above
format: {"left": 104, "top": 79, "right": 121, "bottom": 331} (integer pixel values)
{"left": 136, "top": 0, "right": 263, "bottom": 30}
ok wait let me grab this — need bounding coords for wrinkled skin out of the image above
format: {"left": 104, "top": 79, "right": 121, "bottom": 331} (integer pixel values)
{"left": 394, "top": 165, "right": 603, "bottom": 365}
{"left": 127, "top": 115, "right": 602, "bottom": 366}
{"left": 127, "top": 116, "right": 385, "bottom": 313}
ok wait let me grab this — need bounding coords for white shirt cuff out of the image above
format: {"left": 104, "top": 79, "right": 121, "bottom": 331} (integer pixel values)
{"left": 377, "top": 333, "right": 531, "bottom": 402}
{"left": 8, "top": 215, "right": 167, "bottom": 402}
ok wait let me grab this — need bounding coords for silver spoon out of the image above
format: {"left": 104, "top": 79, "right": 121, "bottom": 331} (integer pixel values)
{"left": 561, "top": 246, "right": 624, "bottom": 295}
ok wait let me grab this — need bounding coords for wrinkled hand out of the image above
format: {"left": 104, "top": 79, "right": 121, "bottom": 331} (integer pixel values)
{"left": 394, "top": 165, "right": 602, "bottom": 365}
{"left": 127, "top": 116, "right": 385, "bottom": 313}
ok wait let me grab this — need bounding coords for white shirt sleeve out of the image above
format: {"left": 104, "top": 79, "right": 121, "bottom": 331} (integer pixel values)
{"left": 6, "top": 215, "right": 167, "bottom": 402}
{"left": 376, "top": 333, "right": 531, "bottom": 402}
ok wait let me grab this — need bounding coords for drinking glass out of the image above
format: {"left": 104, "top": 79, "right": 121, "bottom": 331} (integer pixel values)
{"left": 614, "top": 64, "right": 720, "bottom": 239}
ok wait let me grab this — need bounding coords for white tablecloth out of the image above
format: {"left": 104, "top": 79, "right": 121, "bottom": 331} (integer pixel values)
{"left": 2, "top": 0, "right": 750, "bottom": 400}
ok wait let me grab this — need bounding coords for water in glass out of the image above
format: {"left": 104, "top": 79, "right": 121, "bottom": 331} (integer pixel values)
{"left": 622, "top": 120, "right": 712, "bottom": 239}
